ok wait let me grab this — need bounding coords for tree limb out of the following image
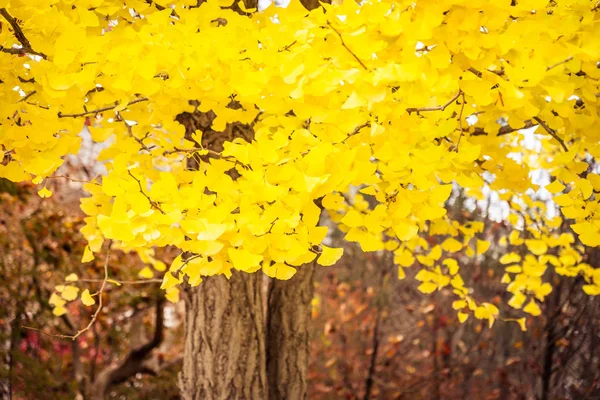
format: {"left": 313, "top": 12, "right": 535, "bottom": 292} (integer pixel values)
{"left": 58, "top": 97, "right": 149, "bottom": 118}
{"left": 0, "top": 8, "right": 47, "bottom": 59}
{"left": 406, "top": 90, "right": 462, "bottom": 115}
{"left": 90, "top": 296, "right": 165, "bottom": 400}
{"left": 327, "top": 21, "right": 368, "bottom": 70}
{"left": 532, "top": 116, "right": 569, "bottom": 152}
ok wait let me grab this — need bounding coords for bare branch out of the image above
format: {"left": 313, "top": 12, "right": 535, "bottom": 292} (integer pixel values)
{"left": 164, "top": 146, "right": 249, "bottom": 168}
{"left": 466, "top": 67, "right": 505, "bottom": 78}
{"left": 406, "top": 90, "right": 462, "bottom": 115}
{"left": 0, "top": 8, "right": 47, "bottom": 59}
{"left": 327, "top": 21, "right": 368, "bottom": 70}
{"left": 546, "top": 56, "right": 573, "bottom": 71}
{"left": 46, "top": 174, "right": 101, "bottom": 186}
{"left": 18, "top": 90, "right": 37, "bottom": 103}
{"left": 90, "top": 296, "right": 166, "bottom": 400}
{"left": 471, "top": 120, "right": 537, "bottom": 137}
{"left": 22, "top": 245, "right": 112, "bottom": 341}
{"left": 58, "top": 97, "right": 149, "bottom": 118}
{"left": 453, "top": 92, "right": 467, "bottom": 151}
{"left": 532, "top": 116, "right": 569, "bottom": 152}
{"left": 79, "top": 278, "right": 163, "bottom": 285}
{"left": 127, "top": 170, "right": 166, "bottom": 214}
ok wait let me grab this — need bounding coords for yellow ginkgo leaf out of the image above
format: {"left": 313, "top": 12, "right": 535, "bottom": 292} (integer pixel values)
{"left": 525, "top": 239, "right": 548, "bottom": 256}
{"left": 160, "top": 272, "right": 181, "bottom": 290}
{"left": 264, "top": 262, "right": 297, "bottom": 280}
{"left": 441, "top": 238, "right": 462, "bottom": 252}
{"left": 582, "top": 285, "right": 600, "bottom": 296}
{"left": 81, "top": 289, "right": 95, "bottom": 306}
{"left": 476, "top": 240, "right": 490, "bottom": 255}
{"left": 397, "top": 266, "right": 406, "bottom": 280}
{"left": 517, "top": 317, "right": 527, "bottom": 331}
{"left": 53, "top": 306, "right": 67, "bottom": 316}
{"left": 228, "top": 247, "right": 263, "bottom": 272}
{"left": 61, "top": 285, "right": 79, "bottom": 301}
{"left": 523, "top": 299, "right": 542, "bottom": 316}
{"left": 82, "top": 246, "right": 95, "bottom": 263}
{"left": 545, "top": 179, "right": 565, "bottom": 194}
{"left": 165, "top": 287, "right": 180, "bottom": 303}
{"left": 418, "top": 282, "right": 438, "bottom": 294}
{"left": 138, "top": 266, "right": 154, "bottom": 279}
{"left": 38, "top": 187, "right": 52, "bottom": 198}
{"left": 317, "top": 246, "right": 344, "bottom": 267}
{"left": 500, "top": 252, "right": 521, "bottom": 264}
{"left": 65, "top": 273, "right": 78, "bottom": 282}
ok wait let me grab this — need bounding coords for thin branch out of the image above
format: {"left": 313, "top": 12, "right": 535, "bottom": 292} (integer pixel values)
{"left": 18, "top": 90, "right": 37, "bottom": 103}
{"left": 532, "top": 116, "right": 569, "bottom": 152}
{"left": 127, "top": 170, "right": 166, "bottom": 214}
{"left": 453, "top": 92, "right": 467, "bottom": 151}
{"left": 278, "top": 40, "right": 297, "bottom": 52}
{"left": 164, "top": 146, "right": 248, "bottom": 168}
{"left": 343, "top": 122, "right": 371, "bottom": 143}
{"left": 23, "top": 246, "right": 112, "bottom": 341}
{"left": 91, "top": 295, "right": 165, "bottom": 398}
{"left": 406, "top": 90, "right": 462, "bottom": 115}
{"left": 79, "top": 278, "right": 163, "bottom": 285}
{"left": 471, "top": 120, "right": 537, "bottom": 137}
{"left": 546, "top": 56, "right": 573, "bottom": 71}
{"left": 58, "top": 97, "right": 148, "bottom": 118}
{"left": 46, "top": 174, "right": 101, "bottom": 185}
{"left": 0, "top": 8, "right": 47, "bottom": 59}
{"left": 327, "top": 21, "right": 368, "bottom": 70}
{"left": 467, "top": 67, "right": 505, "bottom": 78}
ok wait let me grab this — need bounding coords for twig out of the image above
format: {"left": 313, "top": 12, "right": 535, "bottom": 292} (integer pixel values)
{"left": 326, "top": 21, "right": 368, "bottom": 70}
{"left": 342, "top": 122, "right": 371, "bottom": 143}
{"left": 127, "top": 170, "right": 166, "bottom": 214}
{"left": 0, "top": 8, "right": 47, "bottom": 59}
{"left": 467, "top": 67, "right": 505, "bottom": 78}
{"left": 79, "top": 278, "right": 163, "bottom": 284}
{"left": 18, "top": 90, "right": 37, "bottom": 103}
{"left": 58, "top": 97, "right": 148, "bottom": 118}
{"left": 278, "top": 40, "right": 297, "bottom": 52}
{"left": 546, "top": 56, "right": 573, "bottom": 71}
{"left": 22, "top": 246, "right": 112, "bottom": 341}
{"left": 164, "top": 146, "right": 248, "bottom": 168}
{"left": 471, "top": 120, "right": 537, "bottom": 137}
{"left": 532, "top": 116, "right": 569, "bottom": 152}
{"left": 406, "top": 90, "right": 462, "bottom": 115}
{"left": 453, "top": 92, "right": 467, "bottom": 151}
{"left": 46, "top": 174, "right": 101, "bottom": 185}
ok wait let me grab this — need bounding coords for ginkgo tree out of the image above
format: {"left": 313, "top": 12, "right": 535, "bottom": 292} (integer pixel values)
{"left": 1, "top": 0, "right": 599, "bottom": 397}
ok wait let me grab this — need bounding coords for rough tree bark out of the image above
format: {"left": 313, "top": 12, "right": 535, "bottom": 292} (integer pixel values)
{"left": 266, "top": 262, "right": 315, "bottom": 400}
{"left": 176, "top": 105, "right": 317, "bottom": 399}
{"left": 177, "top": 107, "right": 268, "bottom": 400}
{"left": 180, "top": 273, "right": 267, "bottom": 400}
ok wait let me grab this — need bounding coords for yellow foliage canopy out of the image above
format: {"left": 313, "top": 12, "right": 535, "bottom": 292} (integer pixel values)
{"left": 1, "top": 0, "right": 599, "bottom": 324}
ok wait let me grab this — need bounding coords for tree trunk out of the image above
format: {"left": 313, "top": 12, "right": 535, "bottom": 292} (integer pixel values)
{"left": 180, "top": 272, "right": 267, "bottom": 400}
{"left": 176, "top": 107, "right": 314, "bottom": 399}
{"left": 266, "top": 262, "right": 315, "bottom": 400}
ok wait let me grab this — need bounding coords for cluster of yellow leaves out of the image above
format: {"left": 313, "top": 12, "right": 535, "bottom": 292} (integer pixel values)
{"left": 498, "top": 197, "right": 600, "bottom": 315}
{"left": 49, "top": 273, "right": 96, "bottom": 316}
{"left": 1, "top": 0, "right": 599, "bottom": 327}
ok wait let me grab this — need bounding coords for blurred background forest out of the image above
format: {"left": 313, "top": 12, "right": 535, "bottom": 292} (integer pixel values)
{"left": 1, "top": 165, "right": 599, "bottom": 400}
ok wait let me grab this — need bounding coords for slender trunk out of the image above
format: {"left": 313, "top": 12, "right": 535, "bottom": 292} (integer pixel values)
{"left": 266, "top": 262, "right": 315, "bottom": 400}
{"left": 363, "top": 306, "right": 381, "bottom": 400}
{"left": 180, "top": 272, "right": 267, "bottom": 400}
{"left": 541, "top": 280, "right": 562, "bottom": 400}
